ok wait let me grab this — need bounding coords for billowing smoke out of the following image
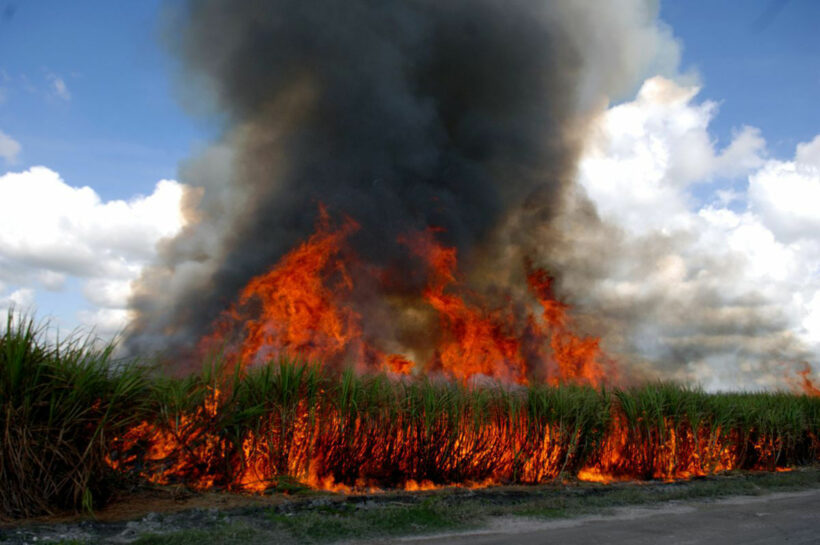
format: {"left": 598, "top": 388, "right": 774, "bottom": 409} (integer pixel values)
{"left": 126, "top": 0, "right": 677, "bottom": 361}
{"left": 513, "top": 77, "right": 820, "bottom": 390}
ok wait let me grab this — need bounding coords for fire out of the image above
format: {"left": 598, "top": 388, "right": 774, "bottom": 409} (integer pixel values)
{"left": 402, "top": 228, "right": 529, "bottom": 383}
{"left": 577, "top": 467, "right": 629, "bottom": 484}
{"left": 580, "top": 417, "right": 740, "bottom": 482}
{"left": 796, "top": 363, "right": 820, "bottom": 397}
{"left": 108, "top": 375, "right": 813, "bottom": 494}
{"left": 106, "top": 387, "right": 226, "bottom": 490}
{"left": 199, "top": 207, "right": 607, "bottom": 386}
{"left": 106, "top": 207, "right": 817, "bottom": 494}
{"left": 200, "top": 205, "right": 363, "bottom": 367}
{"left": 526, "top": 263, "right": 608, "bottom": 386}
{"left": 783, "top": 362, "right": 820, "bottom": 397}
{"left": 403, "top": 479, "right": 439, "bottom": 491}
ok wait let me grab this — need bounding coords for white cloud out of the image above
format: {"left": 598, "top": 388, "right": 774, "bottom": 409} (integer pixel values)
{"left": 748, "top": 135, "right": 820, "bottom": 242}
{"left": 82, "top": 278, "right": 134, "bottom": 309}
{"left": 796, "top": 136, "right": 820, "bottom": 168}
{"left": 76, "top": 307, "right": 132, "bottom": 337}
{"left": 570, "top": 76, "right": 820, "bottom": 389}
{"left": 1, "top": 287, "right": 34, "bottom": 308}
{"left": 37, "top": 270, "right": 67, "bottom": 291}
{"left": 715, "top": 126, "right": 766, "bottom": 176}
{"left": 0, "top": 167, "right": 188, "bottom": 335}
{"left": 0, "top": 286, "right": 35, "bottom": 319}
{"left": 46, "top": 73, "right": 71, "bottom": 101}
{"left": 579, "top": 77, "right": 767, "bottom": 237}
{"left": 0, "top": 129, "right": 21, "bottom": 164}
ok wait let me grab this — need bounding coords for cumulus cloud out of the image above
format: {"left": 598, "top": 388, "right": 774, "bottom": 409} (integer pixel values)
{"left": 748, "top": 135, "right": 820, "bottom": 243}
{"left": 0, "top": 167, "right": 188, "bottom": 335}
{"left": 579, "top": 77, "right": 767, "bottom": 235}
{"left": 0, "top": 129, "right": 21, "bottom": 164}
{"left": 559, "top": 76, "right": 820, "bottom": 390}
{"left": 0, "top": 285, "right": 35, "bottom": 315}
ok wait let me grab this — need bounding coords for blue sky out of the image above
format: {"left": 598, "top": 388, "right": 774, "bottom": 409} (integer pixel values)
{"left": 663, "top": 0, "right": 820, "bottom": 158}
{"left": 0, "top": 0, "right": 200, "bottom": 327}
{"left": 0, "top": 0, "right": 209, "bottom": 200}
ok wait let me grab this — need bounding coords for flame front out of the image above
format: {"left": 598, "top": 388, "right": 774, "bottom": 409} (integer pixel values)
{"left": 108, "top": 376, "right": 819, "bottom": 492}
{"left": 109, "top": 209, "right": 820, "bottom": 493}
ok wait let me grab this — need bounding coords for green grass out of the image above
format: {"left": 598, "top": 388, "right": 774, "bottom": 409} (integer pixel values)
{"left": 125, "top": 499, "right": 463, "bottom": 545}
{"left": 504, "top": 467, "right": 820, "bottom": 519}
{"left": 268, "top": 497, "right": 461, "bottom": 541}
{"left": 132, "top": 524, "right": 265, "bottom": 545}
{"left": 0, "top": 313, "right": 149, "bottom": 518}
{"left": 120, "top": 468, "right": 820, "bottom": 545}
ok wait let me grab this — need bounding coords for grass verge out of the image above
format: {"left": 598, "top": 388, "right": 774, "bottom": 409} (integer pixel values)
{"left": 123, "top": 467, "right": 820, "bottom": 545}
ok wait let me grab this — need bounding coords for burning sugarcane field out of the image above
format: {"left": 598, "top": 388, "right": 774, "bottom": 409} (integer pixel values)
{"left": 2, "top": 0, "right": 820, "bottom": 542}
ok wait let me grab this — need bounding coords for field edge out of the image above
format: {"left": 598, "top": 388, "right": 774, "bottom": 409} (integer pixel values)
{"left": 2, "top": 466, "right": 820, "bottom": 545}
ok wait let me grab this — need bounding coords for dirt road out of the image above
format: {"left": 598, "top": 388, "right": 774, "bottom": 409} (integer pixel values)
{"left": 384, "top": 489, "right": 820, "bottom": 545}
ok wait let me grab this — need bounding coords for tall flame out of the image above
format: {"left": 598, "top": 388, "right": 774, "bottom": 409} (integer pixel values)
{"left": 795, "top": 363, "right": 820, "bottom": 397}
{"left": 200, "top": 207, "right": 608, "bottom": 385}
{"left": 402, "top": 228, "right": 528, "bottom": 383}
{"left": 526, "top": 264, "right": 609, "bottom": 386}
{"left": 200, "top": 206, "right": 364, "bottom": 368}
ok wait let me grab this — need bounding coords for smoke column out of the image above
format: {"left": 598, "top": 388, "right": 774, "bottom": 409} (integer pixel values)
{"left": 525, "top": 78, "right": 820, "bottom": 390}
{"left": 126, "top": 0, "right": 677, "bottom": 362}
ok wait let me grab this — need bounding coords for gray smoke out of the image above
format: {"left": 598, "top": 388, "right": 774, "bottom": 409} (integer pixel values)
{"left": 500, "top": 185, "right": 817, "bottom": 390}
{"left": 126, "top": 0, "right": 678, "bottom": 361}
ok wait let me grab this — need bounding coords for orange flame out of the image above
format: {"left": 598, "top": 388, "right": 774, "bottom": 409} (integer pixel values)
{"left": 107, "top": 206, "right": 814, "bottom": 494}
{"left": 526, "top": 263, "right": 608, "bottom": 386}
{"left": 108, "top": 384, "right": 811, "bottom": 494}
{"left": 401, "top": 228, "right": 528, "bottom": 383}
{"left": 199, "top": 206, "right": 369, "bottom": 369}
{"left": 200, "top": 208, "right": 608, "bottom": 386}
{"left": 796, "top": 363, "right": 820, "bottom": 397}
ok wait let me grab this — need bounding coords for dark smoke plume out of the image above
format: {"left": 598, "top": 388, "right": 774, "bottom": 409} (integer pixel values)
{"left": 127, "top": 0, "right": 675, "bottom": 359}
